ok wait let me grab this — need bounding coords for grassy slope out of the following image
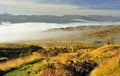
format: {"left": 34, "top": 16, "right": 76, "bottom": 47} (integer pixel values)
{"left": 4, "top": 53, "right": 79, "bottom": 76}
{"left": 0, "top": 52, "right": 42, "bottom": 71}
{"left": 90, "top": 55, "right": 120, "bottom": 76}
{"left": 89, "top": 45, "right": 120, "bottom": 63}
{"left": 4, "top": 44, "right": 120, "bottom": 76}
{"left": 90, "top": 45, "right": 120, "bottom": 76}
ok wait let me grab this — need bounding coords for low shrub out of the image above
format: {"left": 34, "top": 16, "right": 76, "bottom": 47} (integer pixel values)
{"left": 41, "top": 50, "right": 58, "bottom": 57}
{"left": 40, "top": 68, "right": 73, "bottom": 76}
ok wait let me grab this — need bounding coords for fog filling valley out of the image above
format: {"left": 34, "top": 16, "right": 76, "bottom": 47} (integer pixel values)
{"left": 0, "top": 22, "right": 120, "bottom": 42}
{"left": 0, "top": 22, "right": 80, "bottom": 42}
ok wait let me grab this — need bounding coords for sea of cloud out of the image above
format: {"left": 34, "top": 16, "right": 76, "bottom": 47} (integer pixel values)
{"left": 0, "top": 22, "right": 120, "bottom": 42}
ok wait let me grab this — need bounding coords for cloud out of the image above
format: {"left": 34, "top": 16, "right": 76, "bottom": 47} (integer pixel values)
{"left": 0, "top": 22, "right": 82, "bottom": 42}
{"left": 2, "top": 0, "right": 120, "bottom": 10}
{"left": 0, "top": 22, "right": 120, "bottom": 42}
{"left": 0, "top": 0, "right": 83, "bottom": 15}
{"left": 28, "top": 0, "right": 120, "bottom": 10}
{"left": 0, "top": 0, "right": 120, "bottom": 16}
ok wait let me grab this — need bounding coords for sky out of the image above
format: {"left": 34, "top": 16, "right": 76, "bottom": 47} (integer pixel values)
{"left": 0, "top": 0, "right": 120, "bottom": 16}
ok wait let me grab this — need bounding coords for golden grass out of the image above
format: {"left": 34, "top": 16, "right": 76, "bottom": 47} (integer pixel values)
{"left": 51, "top": 53, "right": 78, "bottom": 63}
{"left": 90, "top": 55, "right": 120, "bottom": 76}
{"left": 89, "top": 45, "right": 120, "bottom": 63}
{"left": 0, "top": 52, "right": 42, "bottom": 71}
{"left": 90, "top": 45, "right": 120, "bottom": 55}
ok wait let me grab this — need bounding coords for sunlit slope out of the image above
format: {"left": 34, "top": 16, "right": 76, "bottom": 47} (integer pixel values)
{"left": 89, "top": 45, "right": 120, "bottom": 76}
{"left": 89, "top": 45, "right": 120, "bottom": 63}
{"left": 90, "top": 55, "right": 120, "bottom": 76}
{"left": 90, "top": 45, "right": 120, "bottom": 55}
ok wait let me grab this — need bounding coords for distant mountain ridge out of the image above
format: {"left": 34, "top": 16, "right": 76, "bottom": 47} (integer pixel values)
{"left": 0, "top": 13, "right": 120, "bottom": 23}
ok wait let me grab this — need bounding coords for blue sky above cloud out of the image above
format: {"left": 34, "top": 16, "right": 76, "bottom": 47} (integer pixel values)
{"left": 0, "top": 0, "right": 120, "bottom": 16}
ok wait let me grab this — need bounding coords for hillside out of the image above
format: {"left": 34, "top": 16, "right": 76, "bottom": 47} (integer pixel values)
{"left": 89, "top": 45, "right": 120, "bottom": 63}
{"left": 44, "top": 25, "right": 120, "bottom": 44}
{"left": 0, "top": 42, "right": 119, "bottom": 76}
{"left": 0, "top": 25, "right": 120, "bottom": 76}
{"left": 90, "top": 55, "right": 120, "bottom": 76}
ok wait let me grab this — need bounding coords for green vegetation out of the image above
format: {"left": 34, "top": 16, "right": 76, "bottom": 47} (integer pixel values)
{"left": 0, "top": 44, "right": 43, "bottom": 60}
{"left": 0, "top": 41, "right": 119, "bottom": 76}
